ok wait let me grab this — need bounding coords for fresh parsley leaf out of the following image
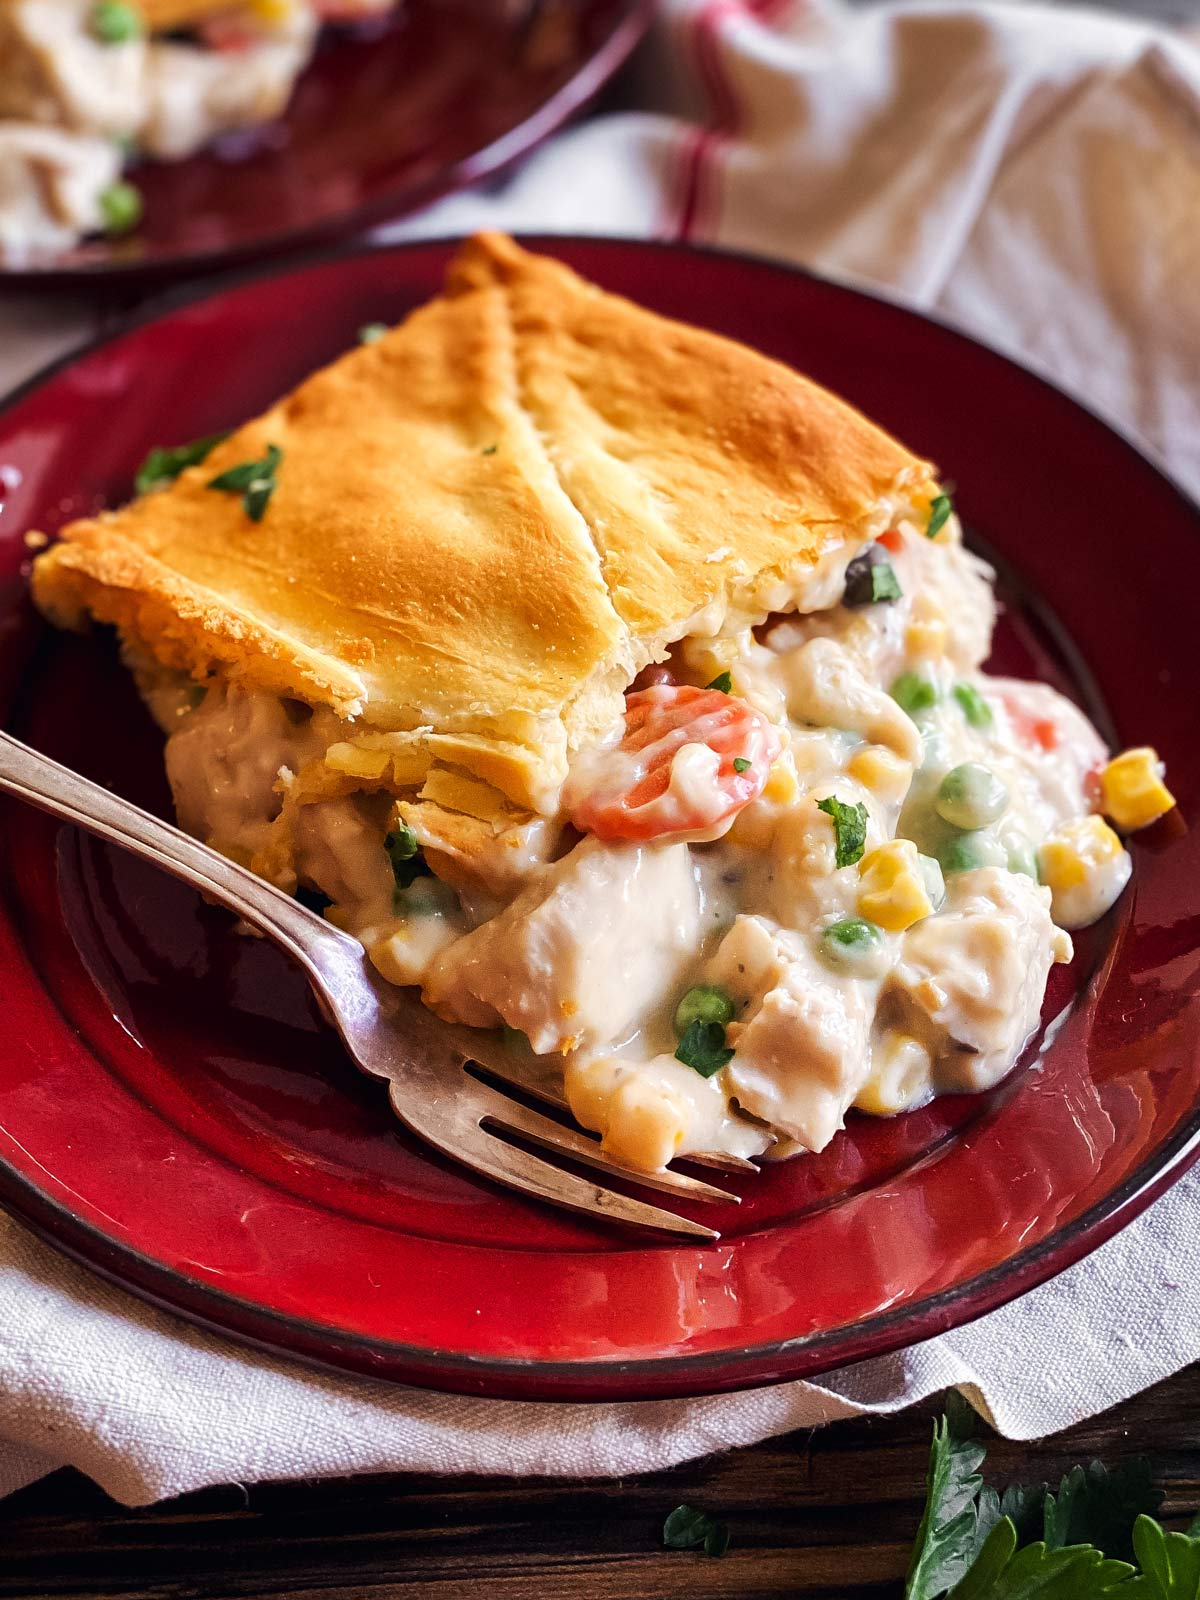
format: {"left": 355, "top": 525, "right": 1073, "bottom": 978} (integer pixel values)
{"left": 906, "top": 1402, "right": 988, "bottom": 1600}
{"left": 998, "top": 1482, "right": 1052, "bottom": 1548}
{"left": 843, "top": 550, "right": 902, "bottom": 607}
{"left": 927, "top": 493, "right": 954, "bottom": 539}
{"left": 358, "top": 322, "right": 388, "bottom": 344}
{"left": 948, "top": 1523, "right": 1133, "bottom": 1600}
{"left": 706, "top": 670, "right": 732, "bottom": 693}
{"left": 704, "top": 1524, "right": 731, "bottom": 1558}
{"left": 674, "top": 1019, "right": 733, "bottom": 1078}
{"left": 208, "top": 443, "right": 282, "bottom": 523}
{"left": 1123, "top": 1514, "right": 1200, "bottom": 1598}
{"left": 481, "top": 444, "right": 498, "bottom": 455}
{"left": 663, "top": 1504, "right": 730, "bottom": 1558}
{"left": 1044, "top": 1462, "right": 1163, "bottom": 1565}
{"left": 816, "top": 794, "right": 869, "bottom": 868}
{"left": 733, "top": 756, "right": 751, "bottom": 773}
{"left": 385, "top": 823, "right": 431, "bottom": 892}
{"left": 135, "top": 432, "right": 230, "bottom": 494}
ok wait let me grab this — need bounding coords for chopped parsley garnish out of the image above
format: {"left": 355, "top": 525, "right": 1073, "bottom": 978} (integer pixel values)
{"left": 481, "top": 444, "right": 498, "bottom": 455}
{"left": 663, "top": 1505, "right": 730, "bottom": 1559}
{"left": 135, "top": 432, "right": 230, "bottom": 495}
{"left": 926, "top": 493, "right": 954, "bottom": 540}
{"left": 90, "top": 0, "right": 143, "bottom": 42}
{"left": 733, "top": 756, "right": 751, "bottom": 773}
{"left": 385, "top": 823, "right": 431, "bottom": 892}
{"left": 358, "top": 322, "right": 388, "bottom": 344}
{"left": 952, "top": 681, "right": 993, "bottom": 729}
{"left": 843, "top": 548, "right": 902, "bottom": 607}
{"left": 816, "top": 794, "right": 868, "bottom": 868}
{"left": 674, "top": 1020, "right": 733, "bottom": 1078}
{"left": 98, "top": 180, "right": 142, "bottom": 236}
{"left": 891, "top": 670, "right": 939, "bottom": 718}
{"left": 207, "top": 443, "right": 283, "bottom": 523}
{"left": 706, "top": 670, "right": 732, "bottom": 693}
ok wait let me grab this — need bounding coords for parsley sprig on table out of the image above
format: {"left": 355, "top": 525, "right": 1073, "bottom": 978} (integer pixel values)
{"left": 905, "top": 1395, "right": 1185, "bottom": 1599}
{"left": 663, "top": 1398, "right": 1200, "bottom": 1594}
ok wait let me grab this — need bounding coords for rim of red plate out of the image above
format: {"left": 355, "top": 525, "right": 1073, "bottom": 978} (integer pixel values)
{"left": 3, "top": 0, "right": 654, "bottom": 287}
{"left": 2, "top": 234, "right": 1198, "bottom": 1399}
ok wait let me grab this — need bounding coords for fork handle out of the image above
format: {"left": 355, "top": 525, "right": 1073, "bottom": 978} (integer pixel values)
{"left": 0, "top": 728, "right": 362, "bottom": 985}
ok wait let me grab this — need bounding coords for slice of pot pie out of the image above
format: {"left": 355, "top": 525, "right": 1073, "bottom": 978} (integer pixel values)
{"left": 30, "top": 233, "right": 1174, "bottom": 1173}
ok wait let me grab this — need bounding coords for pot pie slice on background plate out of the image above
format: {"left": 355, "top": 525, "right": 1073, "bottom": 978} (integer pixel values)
{"left": 0, "top": 0, "right": 653, "bottom": 276}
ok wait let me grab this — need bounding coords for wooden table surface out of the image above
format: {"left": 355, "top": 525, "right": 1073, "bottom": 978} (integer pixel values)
{"left": 1, "top": 1363, "right": 1197, "bottom": 1599}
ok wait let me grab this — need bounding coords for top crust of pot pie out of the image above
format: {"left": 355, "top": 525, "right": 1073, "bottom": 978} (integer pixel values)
{"left": 30, "top": 232, "right": 938, "bottom": 812}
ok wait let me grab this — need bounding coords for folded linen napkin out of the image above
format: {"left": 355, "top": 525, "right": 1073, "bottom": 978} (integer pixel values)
{"left": 0, "top": 0, "right": 1197, "bottom": 1507}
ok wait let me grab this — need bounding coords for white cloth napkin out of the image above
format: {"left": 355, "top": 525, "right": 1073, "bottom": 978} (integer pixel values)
{"left": 0, "top": 0, "right": 1198, "bottom": 1508}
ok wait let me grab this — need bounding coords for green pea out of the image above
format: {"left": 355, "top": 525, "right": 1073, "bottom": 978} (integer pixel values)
{"left": 674, "top": 985, "right": 735, "bottom": 1037}
{"left": 891, "top": 671, "right": 939, "bottom": 718}
{"left": 935, "top": 763, "right": 1009, "bottom": 830}
{"left": 98, "top": 180, "right": 142, "bottom": 237}
{"left": 1006, "top": 840, "right": 1038, "bottom": 880}
{"left": 820, "top": 917, "right": 886, "bottom": 972}
{"left": 937, "top": 830, "right": 1006, "bottom": 875}
{"left": 90, "top": 0, "right": 143, "bottom": 42}
{"left": 952, "top": 681, "right": 993, "bottom": 729}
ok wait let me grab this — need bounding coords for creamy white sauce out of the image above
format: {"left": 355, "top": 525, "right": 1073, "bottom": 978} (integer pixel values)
{"left": 155, "top": 509, "right": 1137, "bottom": 1173}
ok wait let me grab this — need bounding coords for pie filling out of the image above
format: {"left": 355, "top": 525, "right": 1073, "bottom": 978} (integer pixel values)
{"left": 139, "top": 505, "right": 1170, "bottom": 1173}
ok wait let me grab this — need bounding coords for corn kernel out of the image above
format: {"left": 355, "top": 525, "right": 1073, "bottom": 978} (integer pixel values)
{"left": 857, "top": 839, "right": 935, "bottom": 931}
{"left": 847, "top": 744, "right": 912, "bottom": 807}
{"left": 1038, "top": 814, "right": 1131, "bottom": 930}
{"left": 1100, "top": 747, "right": 1175, "bottom": 832}
{"left": 1039, "top": 814, "right": 1124, "bottom": 893}
{"left": 249, "top": 0, "right": 296, "bottom": 22}
{"left": 763, "top": 753, "right": 800, "bottom": 804}
{"left": 855, "top": 1033, "right": 932, "bottom": 1116}
{"left": 905, "top": 617, "right": 948, "bottom": 659}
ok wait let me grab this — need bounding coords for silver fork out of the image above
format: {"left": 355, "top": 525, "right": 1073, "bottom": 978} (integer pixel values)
{"left": 0, "top": 730, "right": 754, "bottom": 1241}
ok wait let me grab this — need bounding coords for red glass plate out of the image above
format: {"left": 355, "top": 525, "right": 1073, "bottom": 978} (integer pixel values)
{"left": 0, "top": 239, "right": 1196, "bottom": 1401}
{"left": 4, "top": 1, "right": 651, "bottom": 283}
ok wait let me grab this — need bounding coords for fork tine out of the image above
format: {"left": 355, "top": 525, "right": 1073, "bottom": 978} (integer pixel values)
{"left": 687, "top": 1151, "right": 763, "bottom": 1173}
{"left": 386, "top": 1083, "right": 718, "bottom": 1240}
{"left": 479, "top": 1094, "right": 740, "bottom": 1205}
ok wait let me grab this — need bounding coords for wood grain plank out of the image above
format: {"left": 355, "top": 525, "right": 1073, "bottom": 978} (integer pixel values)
{"left": 0, "top": 1366, "right": 1197, "bottom": 1599}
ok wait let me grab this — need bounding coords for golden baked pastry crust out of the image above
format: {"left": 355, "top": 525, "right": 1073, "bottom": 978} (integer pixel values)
{"left": 32, "top": 233, "right": 938, "bottom": 810}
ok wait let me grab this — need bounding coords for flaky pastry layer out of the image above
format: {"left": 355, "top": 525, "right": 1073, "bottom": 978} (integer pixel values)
{"left": 32, "top": 233, "right": 938, "bottom": 811}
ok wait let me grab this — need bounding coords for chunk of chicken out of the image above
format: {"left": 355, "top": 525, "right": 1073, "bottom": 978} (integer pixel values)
{"left": 0, "top": 124, "right": 118, "bottom": 264}
{"left": 423, "top": 838, "right": 702, "bottom": 1054}
{"left": 781, "top": 638, "right": 922, "bottom": 764}
{"left": 704, "top": 915, "right": 874, "bottom": 1152}
{"left": 887, "top": 868, "right": 1072, "bottom": 1094}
